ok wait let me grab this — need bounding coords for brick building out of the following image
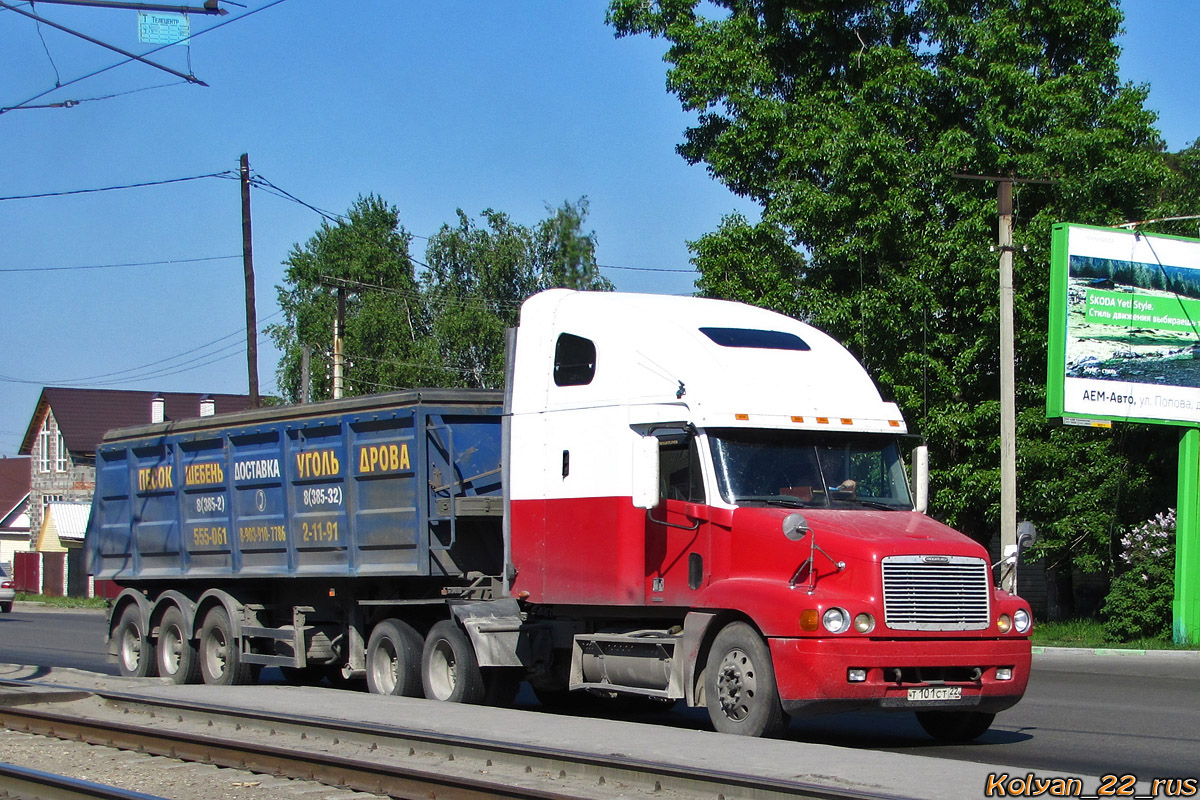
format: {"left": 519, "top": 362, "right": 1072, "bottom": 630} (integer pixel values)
{"left": 18, "top": 388, "right": 254, "bottom": 538}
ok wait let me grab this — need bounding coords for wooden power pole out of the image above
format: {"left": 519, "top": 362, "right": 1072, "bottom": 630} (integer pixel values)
{"left": 240, "top": 153, "right": 260, "bottom": 407}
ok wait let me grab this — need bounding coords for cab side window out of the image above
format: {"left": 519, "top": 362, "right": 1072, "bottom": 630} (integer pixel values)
{"left": 553, "top": 333, "right": 596, "bottom": 387}
{"left": 658, "top": 435, "right": 705, "bottom": 503}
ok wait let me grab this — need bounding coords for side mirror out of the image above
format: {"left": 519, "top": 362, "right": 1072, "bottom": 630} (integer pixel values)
{"left": 632, "top": 435, "right": 660, "bottom": 510}
{"left": 911, "top": 445, "right": 929, "bottom": 514}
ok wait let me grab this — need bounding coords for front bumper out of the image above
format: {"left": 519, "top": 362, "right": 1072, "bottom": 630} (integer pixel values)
{"left": 768, "top": 636, "right": 1031, "bottom": 716}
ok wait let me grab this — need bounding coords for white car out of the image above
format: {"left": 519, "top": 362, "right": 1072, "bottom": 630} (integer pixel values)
{"left": 0, "top": 566, "right": 14, "bottom": 613}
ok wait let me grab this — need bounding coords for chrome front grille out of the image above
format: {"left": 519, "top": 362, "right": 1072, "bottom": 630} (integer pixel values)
{"left": 881, "top": 555, "right": 991, "bottom": 631}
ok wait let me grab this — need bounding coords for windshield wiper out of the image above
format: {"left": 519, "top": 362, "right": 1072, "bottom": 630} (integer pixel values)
{"left": 833, "top": 498, "right": 904, "bottom": 511}
{"left": 737, "top": 496, "right": 817, "bottom": 509}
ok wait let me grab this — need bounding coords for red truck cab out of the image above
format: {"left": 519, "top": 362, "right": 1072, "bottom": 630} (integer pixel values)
{"left": 506, "top": 290, "right": 1031, "bottom": 738}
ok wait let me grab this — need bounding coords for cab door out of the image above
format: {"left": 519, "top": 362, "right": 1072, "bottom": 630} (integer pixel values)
{"left": 644, "top": 431, "right": 710, "bottom": 606}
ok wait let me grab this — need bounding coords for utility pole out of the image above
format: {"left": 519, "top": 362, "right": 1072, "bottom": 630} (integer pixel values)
{"left": 333, "top": 287, "right": 346, "bottom": 400}
{"left": 240, "top": 153, "right": 259, "bottom": 407}
{"left": 997, "top": 179, "right": 1017, "bottom": 593}
{"left": 954, "top": 172, "right": 1056, "bottom": 593}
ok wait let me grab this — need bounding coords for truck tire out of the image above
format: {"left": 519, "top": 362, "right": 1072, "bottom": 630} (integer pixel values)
{"left": 157, "top": 607, "right": 200, "bottom": 684}
{"left": 114, "top": 605, "right": 157, "bottom": 678}
{"left": 198, "top": 606, "right": 252, "bottom": 686}
{"left": 366, "top": 619, "right": 423, "bottom": 696}
{"left": 421, "top": 620, "right": 485, "bottom": 703}
{"left": 704, "top": 622, "right": 788, "bottom": 738}
{"left": 916, "top": 710, "right": 995, "bottom": 742}
{"left": 0, "top": 602, "right": 11, "bottom": 613}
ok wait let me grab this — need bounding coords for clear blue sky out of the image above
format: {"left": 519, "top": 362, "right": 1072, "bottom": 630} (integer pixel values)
{"left": 0, "top": 1, "right": 1195, "bottom": 457}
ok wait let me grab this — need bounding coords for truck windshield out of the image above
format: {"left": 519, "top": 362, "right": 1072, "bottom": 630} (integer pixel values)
{"left": 708, "top": 429, "right": 913, "bottom": 510}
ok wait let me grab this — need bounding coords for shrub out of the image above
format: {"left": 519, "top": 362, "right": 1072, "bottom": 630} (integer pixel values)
{"left": 1102, "top": 509, "right": 1176, "bottom": 641}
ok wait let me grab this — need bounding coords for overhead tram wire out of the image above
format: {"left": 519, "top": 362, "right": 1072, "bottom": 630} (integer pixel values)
{"left": 0, "top": 0, "right": 292, "bottom": 115}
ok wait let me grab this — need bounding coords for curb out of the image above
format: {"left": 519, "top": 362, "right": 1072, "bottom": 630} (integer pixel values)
{"left": 1033, "top": 645, "right": 1200, "bottom": 657}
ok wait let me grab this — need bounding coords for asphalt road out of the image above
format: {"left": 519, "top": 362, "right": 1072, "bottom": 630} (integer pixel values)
{"left": 2, "top": 605, "right": 1197, "bottom": 779}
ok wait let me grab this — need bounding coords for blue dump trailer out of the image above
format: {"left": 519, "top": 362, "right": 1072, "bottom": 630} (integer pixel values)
{"left": 88, "top": 389, "right": 511, "bottom": 691}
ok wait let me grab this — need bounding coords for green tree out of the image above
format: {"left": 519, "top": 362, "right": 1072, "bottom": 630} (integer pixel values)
{"left": 609, "top": 0, "right": 1178, "bottom": 610}
{"left": 422, "top": 199, "right": 613, "bottom": 389}
{"left": 267, "top": 195, "right": 434, "bottom": 403}
{"left": 270, "top": 197, "right": 612, "bottom": 398}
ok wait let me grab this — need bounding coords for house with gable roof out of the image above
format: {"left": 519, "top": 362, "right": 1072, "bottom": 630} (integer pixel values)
{"left": 18, "top": 388, "right": 254, "bottom": 540}
{"left": 0, "top": 456, "right": 31, "bottom": 569}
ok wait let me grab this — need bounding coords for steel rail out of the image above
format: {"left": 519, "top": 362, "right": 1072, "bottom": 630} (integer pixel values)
{"left": 0, "top": 679, "right": 911, "bottom": 800}
{"left": 0, "top": 761, "right": 169, "bottom": 800}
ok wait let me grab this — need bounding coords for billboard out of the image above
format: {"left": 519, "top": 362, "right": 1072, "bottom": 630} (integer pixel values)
{"left": 1048, "top": 223, "right": 1200, "bottom": 427}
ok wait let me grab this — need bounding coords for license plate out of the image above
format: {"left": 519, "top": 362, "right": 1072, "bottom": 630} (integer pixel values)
{"left": 907, "top": 686, "right": 962, "bottom": 702}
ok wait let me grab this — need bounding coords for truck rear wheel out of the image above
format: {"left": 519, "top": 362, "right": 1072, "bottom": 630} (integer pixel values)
{"left": 422, "top": 620, "right": 484, "bottom": 703}
{"left": 704, "top": 622, "right": 788, "bottom": 738}
{"left": 915, "top": 710, "right": 995, "bottom": 742}
{"left": 157, "top": 607, "right": 200, "bottom": 684}
{"left": 115, "top": 605, "right": 157, "bottom": 678}
{"left": 199, "top": 606, "right": 252, "bottom": 686}
{"left": 366, "top": 619, "right": 423, "bottom": 696}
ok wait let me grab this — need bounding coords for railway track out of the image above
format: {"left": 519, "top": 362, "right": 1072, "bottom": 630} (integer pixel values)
{"left": 0, "top": 678, "right": 906, "bottom": 800}
{"left": 0, "top": 762, "right": 167, "bottom": 800}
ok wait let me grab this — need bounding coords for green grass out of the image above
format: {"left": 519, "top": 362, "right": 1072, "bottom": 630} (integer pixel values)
{"left": 1033, "top": 618, "right": 1200, "bottom": 650}
{"left": 14, "top": 593, "right": 108, "bottom": 609}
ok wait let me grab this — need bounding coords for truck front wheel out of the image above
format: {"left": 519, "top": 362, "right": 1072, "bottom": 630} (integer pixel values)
{"left": 704, "top": 622, "right": 788, "bottom": 738}
{"left": 367, "top": 619, "right": 423, "bottom": 696}
{"left": 199, "top": 606, "right": 253, "bottom": 686}
{"left": 157, "top": 607, "right": 200, "bottom": 684}
{"left": 421, "top": 620, "right": 484, "bottom": 703}
{"left": 114, "top": 605, "right": 157, "bottom": 678}
{"left": 915, "top": 710, "right": 995, "bottom": 742}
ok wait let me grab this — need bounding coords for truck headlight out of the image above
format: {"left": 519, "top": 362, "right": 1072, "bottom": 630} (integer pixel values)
{"left": 1013, "top": 608, "right": 1031, "bottom": 634}
{"left": 822, "top": 607, "right": 851, "bottom": 634}
{"left": 853, "top": 613, "right": 875, "bottom": 633}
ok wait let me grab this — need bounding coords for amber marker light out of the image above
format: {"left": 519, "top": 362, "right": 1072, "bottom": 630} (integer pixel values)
{"left": 735, "top": 413, "right": 749, "bottom": 421}
{"left": 800, "top": 609, "right": 820, "bottom": 631}
{"left": 889, "top": 420, "right": 902, "bottom": 428}
{"left": 997, "top": 614, "right": 1013, "bottom": 633}
{"left": 840, "top": 418, "right": 854, "bottom": 425}
{"left": 791, "top": 416, "right": 805, "bottom": 423}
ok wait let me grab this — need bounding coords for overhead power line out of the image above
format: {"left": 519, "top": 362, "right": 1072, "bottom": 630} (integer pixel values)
{"left": 0, "top": 254, "right": 239, "bottom": 273}
{"left": 0, "top": 170, "right": 235, "bottom": 201}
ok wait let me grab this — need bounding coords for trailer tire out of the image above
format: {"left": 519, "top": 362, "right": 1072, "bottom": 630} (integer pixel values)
{"left": 915, "top": 710, "right": 995, "bottom": 742}
{"left": 199, "top": 606, "right": 252, "bottom": 686}
{"left": 366, "top": 619, "right": 423, "bottom": 696}
{"left": 157, "top": 607, "right": 200, "bottom": 684}
{"left": 704, "top": 622, "right": 788, "bottom": 738}
{"left": 422, "top": 620, "right": 484, "bottom": 704}
{"left": 115, "top": 605, "right": 157, "bottom": 678}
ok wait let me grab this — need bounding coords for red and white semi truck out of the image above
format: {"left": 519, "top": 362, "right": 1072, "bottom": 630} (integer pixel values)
{"left": 88, "top": 289, "right": 1032, "bottom": 739}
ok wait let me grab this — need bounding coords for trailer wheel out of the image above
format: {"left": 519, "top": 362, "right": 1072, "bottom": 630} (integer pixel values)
{"left": 366, "top": 619, "right": 423, "bottom": 696}
{"left": 199, "top": 606, "right": 252, "bottom": 686}
{"left": 422, "top": 620, "right": 484, "bottom": 703}
{"left": 915, "top": 710, "right": 995, "bottom": 742}
{"left": 157, "top": 607, "right": 200, "bottom": 684}
{"left": 115, "top": 605, "right": 157, "bottom": 678}
{"left": 704, "top": 622, "right": 788, "bottom": 738}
